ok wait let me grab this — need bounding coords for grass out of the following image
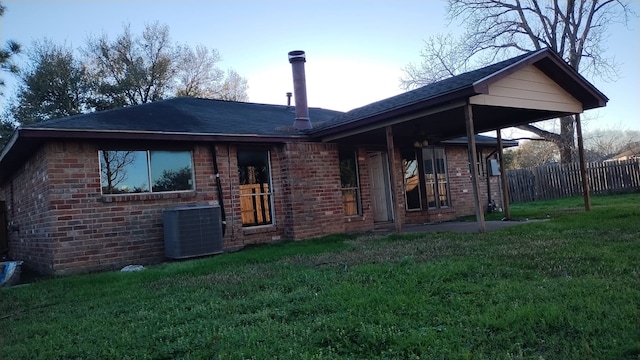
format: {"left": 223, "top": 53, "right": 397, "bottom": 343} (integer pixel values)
{"left": 1, "top": 193, "right": 639, "bottom": 359}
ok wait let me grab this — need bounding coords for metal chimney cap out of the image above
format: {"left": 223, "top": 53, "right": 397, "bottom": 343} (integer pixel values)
{"left": 288, "top": 50, "right": 306, "bottom": 63}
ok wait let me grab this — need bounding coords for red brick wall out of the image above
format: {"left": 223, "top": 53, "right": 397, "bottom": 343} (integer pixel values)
{"left": 447, "top": 146, "right": 505, "bottom": 216}
{"left": 279, "top": 142, "right": 345, "bottom": 239}
{"left": 343, "top": 147, "right": 374, "bottom": 233}
{"left": 2, "top": 141, "right": 222, "bottom": 274}
{"left": 2, "top": 145, "right": 55, "bottom": 274}
{"left": 47, "top": 142, "right": 220, "bottom": 274}
{"left": 0, "top": 138, "right": 504, "bottom": 275}
{"left": 392, "top": 145, "right": 504, "bottom": 225}
{"left": 212, "top": 142, "right": 347, "bottom": 245}
{"left": 222, "top": 144, "right": 286, "bottom": 248}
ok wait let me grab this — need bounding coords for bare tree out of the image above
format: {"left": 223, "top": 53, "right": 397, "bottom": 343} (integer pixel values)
{"left": 402, "top": 33, "right": 475, "bottom": 88}
{"left": 218, "top": 69, "right": 249, "bottom": 102}
{"left": 510, "top": 139, "right": 560, "bottom": 168}
{"left": 83, "top": 22, "right": 177, "bottom": 109}
{"left": 403, "top": 0, "right": 635, "bottom": 163}
{"left": 583, "top": 129, "right": 640, "bottom": 161}
{"left": 100, "top": 150, "right": 136, "bottom": 193}
{"left": 83, "top": 22, "right": 249, "bottom": 108}
{"left": 175, "top": 45, "right": 224, "bottom": 97}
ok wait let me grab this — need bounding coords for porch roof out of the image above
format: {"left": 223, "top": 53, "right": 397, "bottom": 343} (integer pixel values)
{"left": 309, "top": 48, "right": 608, "bottom": 144}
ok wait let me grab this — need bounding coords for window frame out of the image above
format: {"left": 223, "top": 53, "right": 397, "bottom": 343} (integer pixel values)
{"left": 423, "top": 147, "right": 450, "bottom": 209}
{"left": 339, "top": 150, "right": 362, "bottom": 217}
{"left": 237, "top": 149, "right": 275, "bottom": 228}
{"left": 401, "top": 146, "right": 451, "bottom": 211}
{"left": 98, "top": 149, "right": 195, "bottom": 195}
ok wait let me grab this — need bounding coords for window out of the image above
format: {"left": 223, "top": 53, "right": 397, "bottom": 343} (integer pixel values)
{"left": 238, "top": 150, "right": 273, "bottom": 227}
{"left": 403, "top": 150, "right": 422, "bottom": 210}
{"left": 99, "top": 150, "right": 194, "bottom": 194}
{"left": 423, "top": 147, "right": 450, "bottom": 208}
{"left": 339, "top": 150, "right": 361, "bottom": 216}
{"left": 401, "top": 147, "right": 451, "bottom": 210}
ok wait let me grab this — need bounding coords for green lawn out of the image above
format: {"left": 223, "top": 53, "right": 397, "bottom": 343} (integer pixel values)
{"left": 1, "top": 193, "right": 639, "bottom": 359}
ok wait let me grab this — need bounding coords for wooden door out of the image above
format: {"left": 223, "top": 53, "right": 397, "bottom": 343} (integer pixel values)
{"left": 368, "top": 152, "right": 392, "bottom": 222}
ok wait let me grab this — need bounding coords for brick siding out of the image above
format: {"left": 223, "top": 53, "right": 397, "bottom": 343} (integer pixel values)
{"left": 1, "top": 139, "right": 504, "bottom": 275}
{"left": 1, "top": 145, "right": 53, "bottom": 274}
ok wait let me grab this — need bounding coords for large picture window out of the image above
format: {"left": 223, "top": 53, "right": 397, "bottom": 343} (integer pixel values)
{"left": 238, "top": 150, "right": 273, "bottom": 227}
{"left": 401, "top": 147, "right": 450, "bottom": 210}
{"left": 339, "top": 150, "right": 361, "bottom": 216}
{"left": 99, "top": 150, "right": 194, "bottom": 194}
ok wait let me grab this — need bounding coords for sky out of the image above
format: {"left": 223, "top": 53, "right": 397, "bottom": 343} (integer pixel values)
{"left": 1, "top": 0, "right": 639, "bottom": 134}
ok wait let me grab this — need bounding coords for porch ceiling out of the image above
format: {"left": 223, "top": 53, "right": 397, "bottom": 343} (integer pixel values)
{"left": 331, "top": 103, "right": 569, "bottom": 147}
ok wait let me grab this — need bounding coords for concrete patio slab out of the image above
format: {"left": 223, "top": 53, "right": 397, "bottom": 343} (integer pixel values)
{"left": 401, "top": 219, "right": 547, "bottom": 234}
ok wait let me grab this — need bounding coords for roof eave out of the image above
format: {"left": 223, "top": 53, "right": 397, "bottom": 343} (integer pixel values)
{"left": 18, "top": 127, "right": 310, "bottom": 143}
{"left": 309, "top": 86, "right": 478, "bottom": 140}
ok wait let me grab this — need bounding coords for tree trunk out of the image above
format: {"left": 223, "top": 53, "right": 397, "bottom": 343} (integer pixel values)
{"left": 559, "top": 115, "right": 576, "bottom": 163}
{"left": 518, "top": 115, "right": 576, "bottom": 164}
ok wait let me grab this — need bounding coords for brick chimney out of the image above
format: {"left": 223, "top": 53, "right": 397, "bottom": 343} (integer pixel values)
{"left": 288, "top": 50, "right": 312, "bottom": 130}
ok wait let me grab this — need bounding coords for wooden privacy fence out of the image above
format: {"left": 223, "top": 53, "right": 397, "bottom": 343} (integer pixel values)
{"left": 507, "top": 159, "right": 640, "bottom": 202}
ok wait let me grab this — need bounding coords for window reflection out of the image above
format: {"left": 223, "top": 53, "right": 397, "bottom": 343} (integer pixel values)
{"left": 99, "top": 150, "right": 194, "bottom": 194}
{"left": 151, "top": 151, "right": 193, "bottom": 192}
{"left": 403, "top": 150, "right": 422, "bottom": 210}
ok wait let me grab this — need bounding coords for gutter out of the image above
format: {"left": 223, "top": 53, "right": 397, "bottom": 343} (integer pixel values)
{"left": 16, "top": 127, "right": 311, "bottom": 143}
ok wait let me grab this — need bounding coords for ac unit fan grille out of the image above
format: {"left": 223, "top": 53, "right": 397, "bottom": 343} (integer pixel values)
{"left": 163, "top": 205, "right": 223, "bottom": 259}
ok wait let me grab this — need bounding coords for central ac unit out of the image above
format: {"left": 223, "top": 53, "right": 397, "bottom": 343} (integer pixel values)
{"left": 163, "top": 204, "right": 224, "bottom": 259}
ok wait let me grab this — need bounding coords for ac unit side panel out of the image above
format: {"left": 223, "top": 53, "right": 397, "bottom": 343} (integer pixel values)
{"left": 163, "top": 210, "right": 182, "bottom": 258}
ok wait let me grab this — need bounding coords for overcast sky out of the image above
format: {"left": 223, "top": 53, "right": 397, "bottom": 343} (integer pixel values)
{"left": 2, "top": 0, "right": 638, "bottom": 133}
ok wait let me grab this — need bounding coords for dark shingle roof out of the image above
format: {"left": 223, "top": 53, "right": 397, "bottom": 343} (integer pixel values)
{"left": 30, "top": 97, "right": 343, "bottom": 136}
{"left": 309, "top": 51, "right": 535, "bottom": 133}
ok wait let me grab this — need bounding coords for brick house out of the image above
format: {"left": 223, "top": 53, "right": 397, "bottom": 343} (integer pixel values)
{"left": 0, "top": 48, "right": 607, "bottom": 275}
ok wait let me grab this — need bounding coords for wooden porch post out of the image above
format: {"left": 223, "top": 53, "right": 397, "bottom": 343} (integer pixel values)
{"left": 385, "top": 126, "right": 403, "bottom": 233}
{"left": 496, "top": 129, "right": 511, "bottom": 219}
{"left": 575, "top": 114, "right": 591, "bottom": 211}
{"left": 464, "top": 102, "right": 487, "bottom": 233}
